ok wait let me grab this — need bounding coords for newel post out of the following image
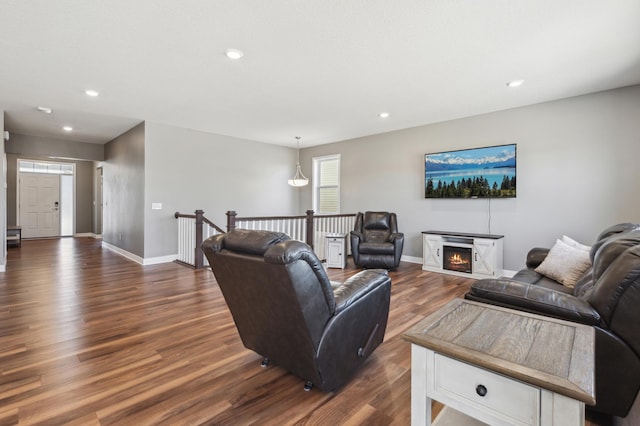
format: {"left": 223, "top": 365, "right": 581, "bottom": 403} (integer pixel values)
{"left": 194, "top": 210, "right": 204, "bottom": 269}
{"left": 226, "top": 210, "right": 237, "bottom": 232}
{"left": 305, "top": 210, "right": 315, "bottom": 248}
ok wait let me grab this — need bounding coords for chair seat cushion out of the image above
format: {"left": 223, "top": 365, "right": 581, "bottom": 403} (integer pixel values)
{"left": 358, "top": 241, "right": 395, "bottom": 255}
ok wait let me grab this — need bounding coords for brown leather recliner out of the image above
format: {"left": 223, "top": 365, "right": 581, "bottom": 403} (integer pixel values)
{"left": 466, "top": 223, "right": 640, "bottom": 417}
{"left": 202, "top": 229, "right": 392, "bottom": 392}
{"left": 350, "top": 211, "right": 404, "bottom": 269}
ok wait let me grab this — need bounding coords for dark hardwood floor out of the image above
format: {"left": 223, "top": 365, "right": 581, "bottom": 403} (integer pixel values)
{"left": 0, "top": 238, "right": 611, "bottom": 425}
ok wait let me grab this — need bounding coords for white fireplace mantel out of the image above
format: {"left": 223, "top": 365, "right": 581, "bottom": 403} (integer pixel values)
{"left": 422, "top": 231, "right": 504, "bottom": 279}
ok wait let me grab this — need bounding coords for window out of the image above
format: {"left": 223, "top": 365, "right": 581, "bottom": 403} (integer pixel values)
{"left": 19, "top": 160, "right": 74, "bottom": 175}
{"left": 313, "top": 154, "right": 340, "bottom": 214}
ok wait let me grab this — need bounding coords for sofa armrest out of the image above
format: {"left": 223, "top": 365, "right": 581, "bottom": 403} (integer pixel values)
{"left": 333, "top": 269, "right": 390, "bottom": 314}
{"left": 466, "top": 278, "right": 601, "bottom": 325}
{"left": 526, "top": 247, "right": 550, "bottom": 268}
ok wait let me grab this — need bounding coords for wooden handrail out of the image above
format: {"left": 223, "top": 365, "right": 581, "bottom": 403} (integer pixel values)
{"left": 175, "top": 210, "right": 226, "bottom": 269}
{"left": 203, "top": 217, "right": 225, "bottom": 234}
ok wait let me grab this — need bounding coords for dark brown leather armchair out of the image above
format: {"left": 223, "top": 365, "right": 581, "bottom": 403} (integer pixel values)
{"left": 202, "top": 229, "right": 392, "bottom": 392}
{"left": 350, "top": 211, "right": 404, "bottom": 269}
{"left": 466, "top": 223, "right": 640, "bottom": 417}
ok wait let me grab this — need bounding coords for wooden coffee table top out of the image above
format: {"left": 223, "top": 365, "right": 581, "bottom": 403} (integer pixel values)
{"left": 403, "top": 298, "right": 595, "bottom": 405}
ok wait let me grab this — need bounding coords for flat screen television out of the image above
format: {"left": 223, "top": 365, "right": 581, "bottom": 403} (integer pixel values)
{"left": 425, "top": 144, "right": 516, "bottom": 198}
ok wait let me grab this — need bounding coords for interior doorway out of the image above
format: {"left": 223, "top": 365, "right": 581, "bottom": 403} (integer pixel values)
{"left": 95, "top": 166, "right": 103, "bottom": 236}
{"left": 17, "top": 160, "right": 75, "bottom": 239}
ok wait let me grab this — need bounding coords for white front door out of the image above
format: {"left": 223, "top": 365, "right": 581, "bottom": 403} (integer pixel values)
{"left": 19, "top": 173, "right": 61, "bottom": 238}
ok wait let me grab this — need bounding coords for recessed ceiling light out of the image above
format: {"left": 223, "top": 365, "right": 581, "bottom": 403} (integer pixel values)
{"left": 37, "top": 106, "right": 53, "bottom": 114}
{"left": 379, "top": 112, "right": 390, "bottom": 118}
{"left": 85, "top": 89, "right": 99, "bottom": 97}
{"left": 63, "top": 126, "right": 73, "bottom": 132}
{"left": 225, "top": 48, "right": 244, "bottom": 59}
{"left": 506, "top": 79, "right": 525, "bottom": 88}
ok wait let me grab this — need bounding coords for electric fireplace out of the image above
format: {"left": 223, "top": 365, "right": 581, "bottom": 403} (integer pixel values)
{"left": 422, "top": 231, "right": 504, "bottom": 279}
{"left": 443, "top": 244, "right": 472, "bottom": 274}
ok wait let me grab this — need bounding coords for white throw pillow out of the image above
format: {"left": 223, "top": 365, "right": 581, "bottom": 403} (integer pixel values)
{"left": 535, "top": 238, "right": 592, "bottom": 288}
{"left": 561, "top": 235, "right": 591, "bottom": 252}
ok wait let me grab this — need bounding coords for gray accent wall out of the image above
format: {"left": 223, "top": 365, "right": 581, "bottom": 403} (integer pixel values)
{"left": 299, "top": 85, "right": 640, "bottom": 271}
{"left": 143, "top": 122, "right": 298, "bottom": 259}
{"left": 5, "top": 134, "right": 96, "bottom": 233}
{"left": 104, "top": 123, "right": 145, "bottom": 257}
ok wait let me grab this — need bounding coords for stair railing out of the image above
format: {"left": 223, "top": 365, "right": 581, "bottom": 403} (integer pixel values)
{"left": 227, "top": 210, "right": 356, "bottom": 262}
{"left": 174, "top": 210, "right": 225, "bottom": 269}
{"left": 175, "top": 209, "right": 356, "bottom": 269}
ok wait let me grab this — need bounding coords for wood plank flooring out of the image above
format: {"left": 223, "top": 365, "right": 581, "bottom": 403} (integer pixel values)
{"left": 0, "top": 238, "right": 611, "bottom": 425}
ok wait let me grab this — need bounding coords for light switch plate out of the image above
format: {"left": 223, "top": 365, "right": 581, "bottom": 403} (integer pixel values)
{"left": 151, "top": 203, "right": 162, "bottom": 210}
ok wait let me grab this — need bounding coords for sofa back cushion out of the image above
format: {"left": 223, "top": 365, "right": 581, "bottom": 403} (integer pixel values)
{"left": 587, "top": 231, "right": 640, "bottom": 354}
{"left": 589, "top": 223, "right": 639, "bottom": 263}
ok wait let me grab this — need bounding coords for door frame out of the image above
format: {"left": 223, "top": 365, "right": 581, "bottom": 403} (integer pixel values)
{"left": 16, "top": 158, "right": 76, "bottom": 238}
{"left": 95, "top": 166, "right": 103, "bottom": 236}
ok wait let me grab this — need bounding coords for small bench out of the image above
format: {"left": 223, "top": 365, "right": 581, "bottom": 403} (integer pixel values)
{"left": 7, "top": 226, "right": 21, "bottom": 247}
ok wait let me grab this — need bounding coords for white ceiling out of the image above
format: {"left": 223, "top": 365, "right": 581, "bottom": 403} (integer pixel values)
{"left": 1, "top": 1, "right": 639, "bottom": 148}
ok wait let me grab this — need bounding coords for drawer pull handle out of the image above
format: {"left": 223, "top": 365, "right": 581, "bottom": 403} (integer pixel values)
{"left": 476, "top": 384, "right": 488, "bottom": 397}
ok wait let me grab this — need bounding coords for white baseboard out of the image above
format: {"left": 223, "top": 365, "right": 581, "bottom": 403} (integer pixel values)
{"left": 101, "top": 242, "right": 177, "bottom": 266}
{"left": 142, "top": 254, "right": 178, "bottom": 265}
{"left": 401, "top": 255, "right": 423, "bottom": 264}
{"left": 102, "top": 242, "right": 144, "bottom": 264}
{"left": 74, "top": 232, "right": 94, "bottom": 238}
{"left": 75, "top": 233, "right": 102, "bottom": 239}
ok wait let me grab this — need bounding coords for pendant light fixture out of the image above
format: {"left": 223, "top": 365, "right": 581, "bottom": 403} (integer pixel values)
{"left": 288, "top": 136, "right": 309, "bottom": 187}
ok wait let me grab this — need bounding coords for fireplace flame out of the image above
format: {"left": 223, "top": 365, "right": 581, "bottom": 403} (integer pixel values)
{"left": 450, "top": 253, "right": 469, "bottom": 265}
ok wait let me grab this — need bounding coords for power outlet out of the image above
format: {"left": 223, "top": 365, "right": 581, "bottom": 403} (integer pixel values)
{"left": 118, "top": 233, "right": 123, "bottom": 241}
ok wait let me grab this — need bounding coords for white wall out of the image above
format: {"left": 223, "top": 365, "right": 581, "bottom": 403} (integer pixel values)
{"left": 300, "top": 85, "right": 640, "bottom": 270}
{"left": 143, "top": 122, "right": 298, "bottom": 259}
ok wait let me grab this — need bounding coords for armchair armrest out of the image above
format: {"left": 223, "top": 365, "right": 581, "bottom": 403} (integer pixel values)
{"left": 389, "top": 232, "right": 404, "bottom": 243}
{"left": 466, "top": 278, "right": 601, "bottom": 325}
{"left": 526, "top": 247, "right": 550, "bottom": 268}
{"left": 333, "top": 269, "right": 390, "bottom": 314}
{"left": 350, "top": 231, "right": 363, "bottom": 264}
{"left": 350, "top": 230, "right": 363, "bottom": 240}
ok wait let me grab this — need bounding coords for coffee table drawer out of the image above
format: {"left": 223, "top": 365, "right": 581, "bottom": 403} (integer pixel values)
{"left": 432, "top": 353, "right": 540, "bottom": 426}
